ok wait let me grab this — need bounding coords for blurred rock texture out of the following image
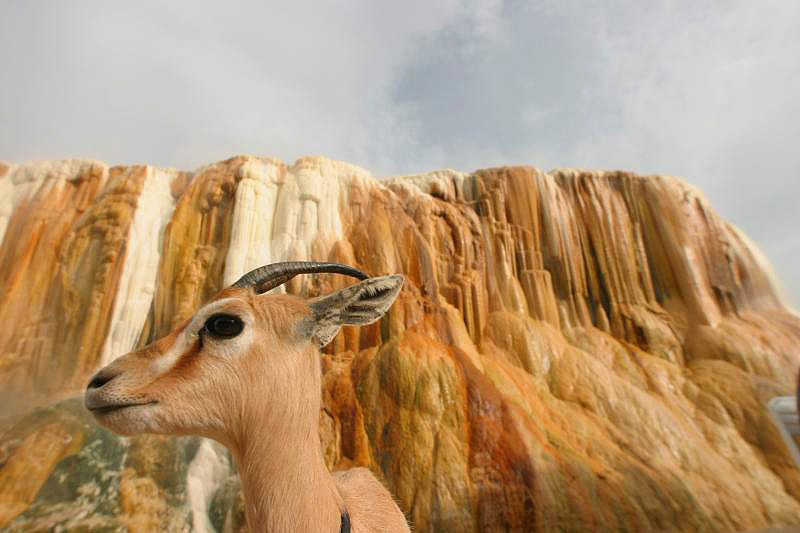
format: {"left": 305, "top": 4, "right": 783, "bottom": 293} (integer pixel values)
{"left": 0, "top": 156, "right": 799, "bottom": 532}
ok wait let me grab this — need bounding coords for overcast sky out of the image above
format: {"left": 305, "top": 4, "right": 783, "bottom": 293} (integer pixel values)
{"left": 1, "top": 1, "right": 798, "bottom": 304}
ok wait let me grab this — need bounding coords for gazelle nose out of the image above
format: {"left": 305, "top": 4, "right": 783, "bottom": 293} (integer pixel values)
{"left": 87, "top": 369, "right": 120, "bottom": 390}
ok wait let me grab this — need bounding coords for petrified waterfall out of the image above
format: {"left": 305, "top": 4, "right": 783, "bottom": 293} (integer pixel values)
{"left": 0, "top": 156, "right": 798, "bottom": 532}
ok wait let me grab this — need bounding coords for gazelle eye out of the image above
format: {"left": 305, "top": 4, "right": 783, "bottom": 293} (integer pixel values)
{"left": 204, "top": 314, "right": 244, "bottom": 339}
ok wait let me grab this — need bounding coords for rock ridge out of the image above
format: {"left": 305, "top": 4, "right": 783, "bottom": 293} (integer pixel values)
{"left": 0, "top": 155, "right": 798, "bottom": 532}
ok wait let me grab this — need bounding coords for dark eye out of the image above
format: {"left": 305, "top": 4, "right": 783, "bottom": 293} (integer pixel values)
{"left": 203, "top": 314, "right": 244, "bottom": 339}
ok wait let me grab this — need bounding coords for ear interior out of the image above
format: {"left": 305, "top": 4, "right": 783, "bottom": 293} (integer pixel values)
{"left": 307, "top": 274, "right": 404, "bottom": 347}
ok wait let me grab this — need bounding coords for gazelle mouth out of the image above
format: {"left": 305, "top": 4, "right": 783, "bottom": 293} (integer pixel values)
{"left": 88, "top": 401, "right": 158, "bottom": 415}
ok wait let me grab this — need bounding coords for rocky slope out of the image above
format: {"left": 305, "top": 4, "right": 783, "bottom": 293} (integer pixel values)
{"left": 0, "top": 156, "right": 798, "bottom": 532}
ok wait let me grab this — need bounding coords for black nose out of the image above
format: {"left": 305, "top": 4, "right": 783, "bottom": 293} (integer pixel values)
{"left": 87, "top": 369, "right": 119, "bottom": 390}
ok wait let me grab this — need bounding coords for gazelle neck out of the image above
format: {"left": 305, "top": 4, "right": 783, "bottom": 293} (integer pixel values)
{"left": 226, "top": 347, "right": 344, "bottom": 532}
{"left": 231, "top": 426, "right": 343, "bottom": 532}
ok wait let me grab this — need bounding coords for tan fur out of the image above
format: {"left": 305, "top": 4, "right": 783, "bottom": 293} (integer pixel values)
{"left": 334, "top": 469, "right": 412, "bottom": 533}
{"left": 86, "top": 287, "right": 410, "bottom": 533}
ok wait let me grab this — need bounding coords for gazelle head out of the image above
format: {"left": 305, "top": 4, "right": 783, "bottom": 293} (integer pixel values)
{"left": 84, "top": 262, "right": 403, "bottom": 446}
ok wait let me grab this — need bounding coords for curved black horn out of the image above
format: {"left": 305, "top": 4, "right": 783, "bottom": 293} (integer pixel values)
{"left": 230, "top": 261, "right": 368, "bottom": 294}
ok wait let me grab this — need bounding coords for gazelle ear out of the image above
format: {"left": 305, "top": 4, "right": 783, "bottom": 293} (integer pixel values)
{"left": 306, "top": 275, "right": 404, "bottom": 347}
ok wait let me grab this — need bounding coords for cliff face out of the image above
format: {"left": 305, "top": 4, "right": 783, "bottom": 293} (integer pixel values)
{"left": 0, "top": 156, "right": 798, "bottom": 532}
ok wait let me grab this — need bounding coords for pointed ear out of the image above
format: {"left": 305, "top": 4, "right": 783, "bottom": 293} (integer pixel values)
{"left": 305, "top": 275, "right": 404, "bottom": 347}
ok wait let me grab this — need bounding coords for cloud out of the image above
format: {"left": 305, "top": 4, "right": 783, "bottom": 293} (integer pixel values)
{"left": 0, "top": 1, "right": 468, "bottom": 168}
{"left": 389, "top": 0, "right": 800, "bottom": 302}
{"left": 1, "top": 1, "right": 798, "bottom": 303}
{"left": 566, "top": 1, "right": 800, "bottom": 303}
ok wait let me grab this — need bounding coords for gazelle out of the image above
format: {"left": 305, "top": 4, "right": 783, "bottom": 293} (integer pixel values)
{"left": 85, "top": 262, "right": 410, "bottom": 533}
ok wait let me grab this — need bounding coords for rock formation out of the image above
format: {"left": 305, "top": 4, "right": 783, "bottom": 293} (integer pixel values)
{"left": 0, "top": 156, "right": 798, "bottom": 532}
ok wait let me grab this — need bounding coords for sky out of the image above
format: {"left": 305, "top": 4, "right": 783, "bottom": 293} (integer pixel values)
{"left": 1, "top": 1, "right": 798, "bottom": 304}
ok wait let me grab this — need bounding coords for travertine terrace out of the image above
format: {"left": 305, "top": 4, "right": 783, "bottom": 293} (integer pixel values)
{"left": 0, "top": 156, "right": 798, "bottom": 531}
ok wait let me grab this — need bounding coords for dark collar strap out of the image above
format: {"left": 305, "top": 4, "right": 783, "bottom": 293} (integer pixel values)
{"left": 340, "top": 511, "right": 351, "bottom": 533}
